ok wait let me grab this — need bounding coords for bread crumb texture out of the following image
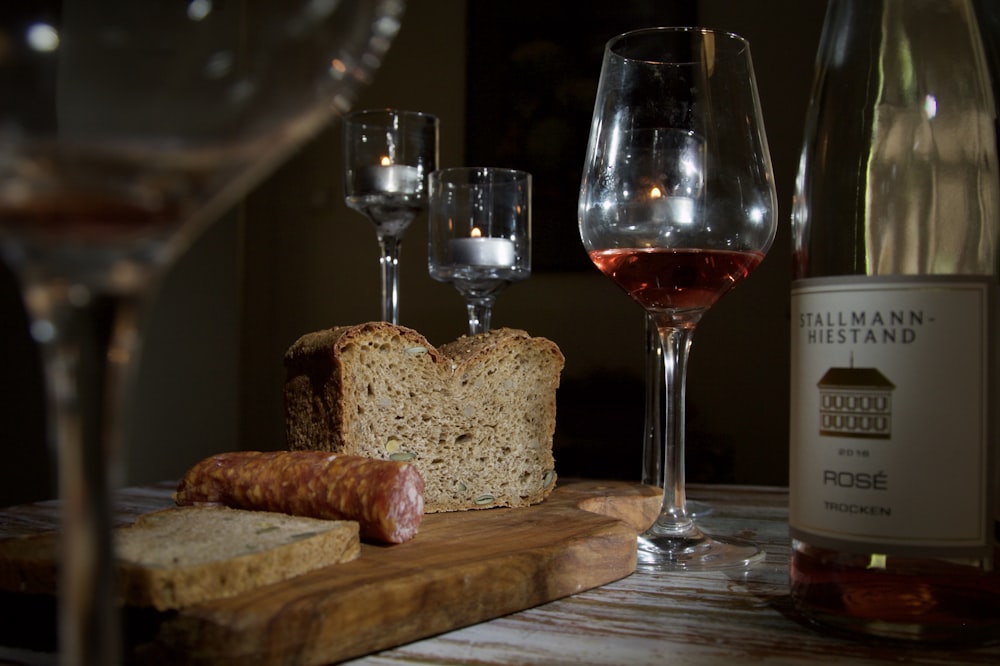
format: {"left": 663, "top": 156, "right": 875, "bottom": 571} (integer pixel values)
{"left": 115, "top": 506, "right": 359, "bottom": 610}
{"left": 284, "top": 322, "right": 565, "bottom": 512}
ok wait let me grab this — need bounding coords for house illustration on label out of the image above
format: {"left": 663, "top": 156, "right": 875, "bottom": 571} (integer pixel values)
{"left": 817, "top": 361, "right": 895, "bottom": 439}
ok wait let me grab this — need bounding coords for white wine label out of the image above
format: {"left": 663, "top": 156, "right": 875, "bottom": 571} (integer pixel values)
{"left": 790, "top": 275, "right": 995, "bottom": 557}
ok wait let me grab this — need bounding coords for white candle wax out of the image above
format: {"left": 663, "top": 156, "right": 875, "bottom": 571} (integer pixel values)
{"left": 356, "top": 164, "right": 421, "bottom": 194}
{"left": 449, "top": 236, "right": 517, "bottom": 267}
{"left": 638, "top": 195, "right": 697, "bottom": 225}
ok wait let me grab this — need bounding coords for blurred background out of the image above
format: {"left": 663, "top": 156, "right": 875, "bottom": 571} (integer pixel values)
{"left": 1, "top": 0, "right": 992, "bottom": 506}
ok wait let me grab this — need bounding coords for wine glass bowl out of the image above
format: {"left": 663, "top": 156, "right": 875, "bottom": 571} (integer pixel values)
{"left": 343, "top": 108, "right": 440, "bottom": 324}
{"left": 428, "top": 166, "right": 531, "bottom": 335}
{"left": 0, "top": 2, "right": 405, "bottom": 663}
{"left": 579, "top": 27, "right": 777, "bottom": 571}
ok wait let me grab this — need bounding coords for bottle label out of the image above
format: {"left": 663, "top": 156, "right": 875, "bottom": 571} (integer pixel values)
{"left": 790, "top": 275, "right": 996, "bottom": 558}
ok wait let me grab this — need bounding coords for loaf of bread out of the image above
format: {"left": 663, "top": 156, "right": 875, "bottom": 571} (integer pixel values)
{"left": 283, "top": 322, "right": 565, "bottom": 512}
{"left": 0, "top": 506, "right": 360, "bottom": 610}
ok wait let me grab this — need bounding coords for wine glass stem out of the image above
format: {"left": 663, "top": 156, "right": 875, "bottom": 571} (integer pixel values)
{"left": 25, "top": 284, "right": 139, "bottom": 666}
{"left": 652, "top": 319, "right": 698, "bottom": 534}
{"left": 377, "top": 234, "right": 401, "bottom": 325}
{"left": 465, "top": 296, "right": 495, "bottom": 335}
{"left": 642, "top": 314, "right": 663, "bottom": 487}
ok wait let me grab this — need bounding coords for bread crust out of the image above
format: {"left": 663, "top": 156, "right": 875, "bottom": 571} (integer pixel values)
{"left": 284, "top": 324, "right": 565, "bottom": 512}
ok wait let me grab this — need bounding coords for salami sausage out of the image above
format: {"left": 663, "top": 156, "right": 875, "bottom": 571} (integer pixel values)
{"left": 174, "top": 451, "right": 424, "bottom": 544}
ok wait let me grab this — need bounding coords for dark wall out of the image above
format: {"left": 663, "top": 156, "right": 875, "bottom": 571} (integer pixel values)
{"left": 0, "top": 1, "right": 832, "bottom": 508}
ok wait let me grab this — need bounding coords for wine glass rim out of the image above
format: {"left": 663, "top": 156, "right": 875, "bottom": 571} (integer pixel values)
{"left": 344, "top": 108, "right": 439, "bottom": 125}
{"left": 431, "top": 166, "right": 531, "bottom": 184}
{"left": 607, "top": 26, "right": 750, "bottom": 64}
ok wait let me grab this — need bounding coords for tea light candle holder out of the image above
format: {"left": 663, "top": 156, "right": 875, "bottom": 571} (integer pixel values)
{"left": 428, "top": 167, "right": 531, "bottom": 335}
{"left": 343, "top": 109, "right": 439, "bottom": 325}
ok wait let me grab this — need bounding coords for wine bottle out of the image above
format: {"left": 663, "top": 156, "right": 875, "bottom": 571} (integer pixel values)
{"left": 789, "top": 0, "right": 1000, "bottom": 643}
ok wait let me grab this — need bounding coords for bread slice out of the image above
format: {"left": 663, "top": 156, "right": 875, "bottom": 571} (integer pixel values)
{"left": 0, "top": 506, "right": 360, "bottom": 610}
{"left": 283, "top": 323, "right": 565, "bottom": 513}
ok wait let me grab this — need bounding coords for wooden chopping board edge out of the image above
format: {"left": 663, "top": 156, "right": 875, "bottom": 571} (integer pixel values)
{"left": 133, "top": 479, "right": 663, "bottom": 666}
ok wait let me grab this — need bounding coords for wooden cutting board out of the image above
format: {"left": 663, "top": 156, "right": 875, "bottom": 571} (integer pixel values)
{"left": 0, "top": 479, "right": 661, "bottom": 665}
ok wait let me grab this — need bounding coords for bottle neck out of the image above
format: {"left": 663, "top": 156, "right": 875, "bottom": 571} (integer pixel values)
{"left": 793, "top": 0, "right": 1000, "bottom": 279}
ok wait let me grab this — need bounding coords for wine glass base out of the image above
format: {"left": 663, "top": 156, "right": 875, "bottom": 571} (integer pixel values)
{"left": 686, "top": 500, "right": 712, "bottom": 519}
{"left": 636, "top": 531, "right": 764, "bottom": 572}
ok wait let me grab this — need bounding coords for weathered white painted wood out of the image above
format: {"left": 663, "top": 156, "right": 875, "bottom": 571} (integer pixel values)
{"left": 346, "top": 485, "right": 1000, "bottom": 665}
{"left": 2, "top": 484, "right": 996, "bottom": 664}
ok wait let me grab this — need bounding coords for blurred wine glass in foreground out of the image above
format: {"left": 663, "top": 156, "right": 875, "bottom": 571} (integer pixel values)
{"left": 0, "top": 1, "right": 405, "bottom": 663}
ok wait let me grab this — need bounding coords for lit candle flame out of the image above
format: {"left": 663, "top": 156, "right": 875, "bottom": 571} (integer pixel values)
{"left": 379, "top": 156, "right": 391, "bottom": 166}
{"left": 470, "top": 227, "right": 483, "bottom": 238}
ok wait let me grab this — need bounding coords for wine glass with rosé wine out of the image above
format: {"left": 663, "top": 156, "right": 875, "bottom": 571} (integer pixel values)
{"left": 0, "top": 1, "right": 404, "bottom": 663}
{"left": 578, "top": 27, "right": 777, "bottom": 571}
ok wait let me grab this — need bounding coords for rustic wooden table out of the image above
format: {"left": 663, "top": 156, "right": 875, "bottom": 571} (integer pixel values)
{"left": 345, "top": 484, "right": 1000, "bottom": 666}
{"left": 1, "top": 484, "right": 997, "bottom": 665}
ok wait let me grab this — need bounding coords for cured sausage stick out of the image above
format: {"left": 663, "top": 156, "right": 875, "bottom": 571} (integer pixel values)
{"left": 174, "top": 451, "right": 424, "bottom": 544}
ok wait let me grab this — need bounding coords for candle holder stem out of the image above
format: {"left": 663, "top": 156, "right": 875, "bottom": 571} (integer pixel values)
{"left": 464, "top": 295, "right": 495, "bottom": 335}
{"left": 377, "top": 233, "right": 402, "bottom": 324}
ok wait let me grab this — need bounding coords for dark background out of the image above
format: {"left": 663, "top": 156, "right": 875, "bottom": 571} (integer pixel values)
{"left": 4, "top": 1, "right": 995, "bottom": 507}
{"left": 0, "top": 0, "right": 827, "bottom": 507}
{"left": 465, "top": 1, "right": 699, "bottom": 272}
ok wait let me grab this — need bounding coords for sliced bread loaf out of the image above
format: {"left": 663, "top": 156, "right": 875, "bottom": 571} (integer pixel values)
{"left": 116, "top": 506, "right": 359, "bottom": 609}
{"left": 283, "top": 322, "right": 565, "bottom": 512}
{"left": 0, "top": 506, "right": 360, "bottom": 610}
